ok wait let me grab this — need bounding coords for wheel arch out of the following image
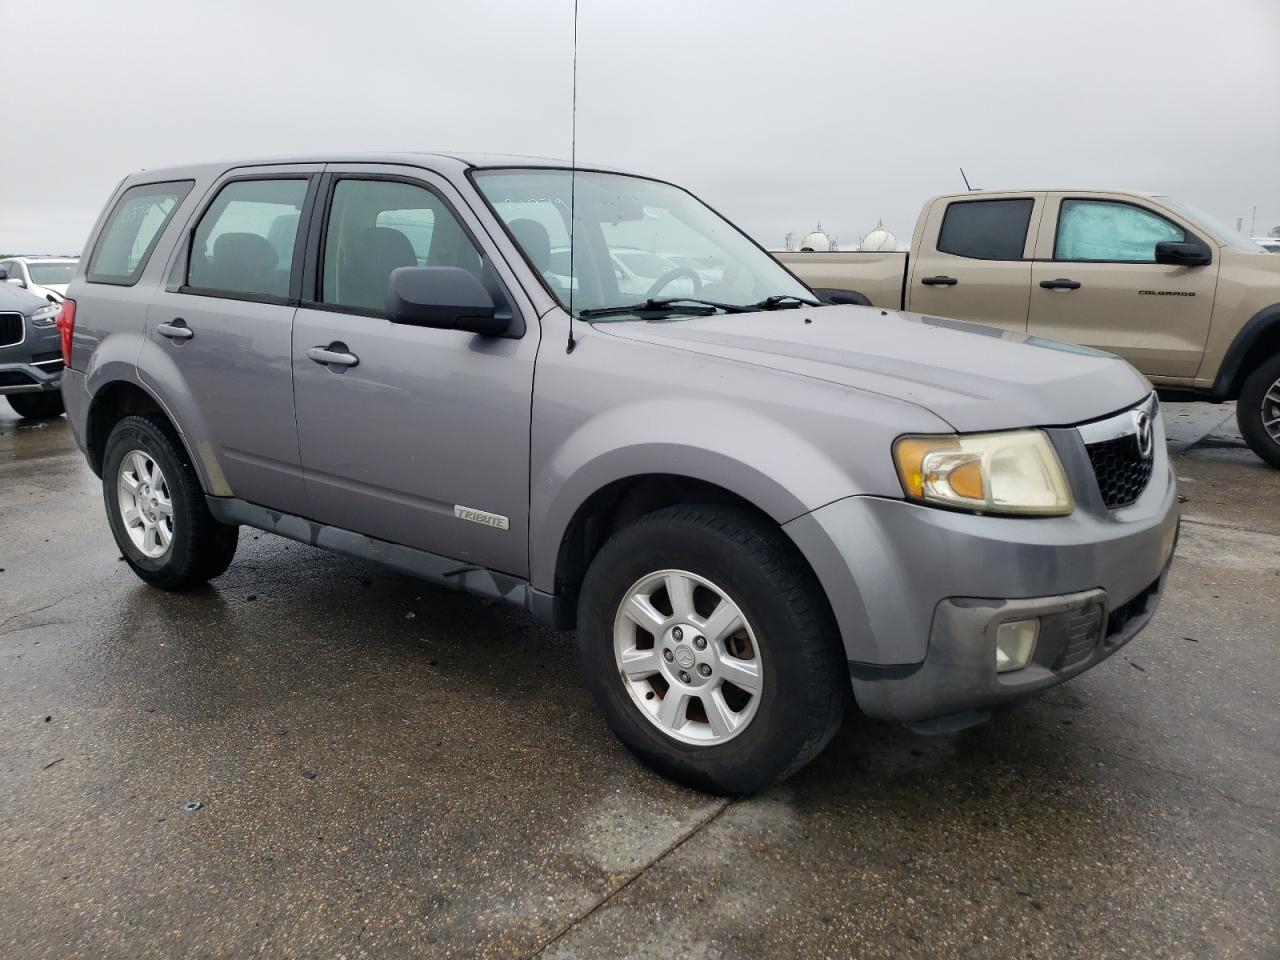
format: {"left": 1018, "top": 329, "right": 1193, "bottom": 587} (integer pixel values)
{"left": 85, "top": 379, "right": 204, "bottom": 488}
{"left": 1212, "top": 303, "right": 1280, "bottom": 399}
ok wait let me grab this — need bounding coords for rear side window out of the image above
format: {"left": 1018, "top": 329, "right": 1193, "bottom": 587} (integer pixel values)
{"left": 1055, "top": 199, "right": 1185, "bottom": 262}
{"left": 937, "top": 198, "right": 1034, "bottom": 261}
{"left": 87, "top": 180, "right": 193, "bottom": 285}
{"left": 187, "top": 178, "right": 309, "bottom": 300}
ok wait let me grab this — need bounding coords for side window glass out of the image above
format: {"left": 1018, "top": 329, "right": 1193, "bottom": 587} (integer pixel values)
{"left": 87, "top": 180, "right": 194, "bottom": 285}
{"left": 187, "top": 179, "right": 309, "bottom": 299}
{"left": 321, "top": 179, "right": 485, "bottom": 314}
{"left": 1055, "top": 200, "right": 1185, "bottom": 262}
{"left": 937, "top": 198, "right": 1034, "bottom": 260}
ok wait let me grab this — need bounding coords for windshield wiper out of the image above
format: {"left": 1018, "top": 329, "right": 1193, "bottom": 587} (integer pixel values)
{"left": 752, "top": 294, "right": 823, "bottom": 310}
{"left": 578, "top": 297, "right": 750, "bottom": 320}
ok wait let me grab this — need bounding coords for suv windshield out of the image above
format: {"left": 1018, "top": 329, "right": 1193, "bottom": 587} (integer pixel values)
{"left": 27, "top": 262, "right": 76, "bottom": 285}
{"left": 473, "top": 169, "right": 813, "bottom": 318}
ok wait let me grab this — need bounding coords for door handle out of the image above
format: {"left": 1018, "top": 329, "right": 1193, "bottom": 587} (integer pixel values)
{"left": 157, "top": 319, "right": 193, "bottom": 340}
{"left": 921, "top": 275, "right": 958, "bottom": 286}
{"left": 1039, "top": 278, "right": 1082, "bottom": 290}
{"left": 307, "top": 344, "right": 359, "bottom": 368}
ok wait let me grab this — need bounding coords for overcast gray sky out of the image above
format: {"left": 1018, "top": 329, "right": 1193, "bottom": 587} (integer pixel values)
{"left": 4, "top": 0, "right": 1278, "bottom": 253}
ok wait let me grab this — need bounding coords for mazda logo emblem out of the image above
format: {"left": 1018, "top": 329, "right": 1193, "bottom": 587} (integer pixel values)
{"left": 1133, "top": 409, "right": 1154, "bottom": 458}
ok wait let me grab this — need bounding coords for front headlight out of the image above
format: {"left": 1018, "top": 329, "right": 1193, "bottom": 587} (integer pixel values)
{"left": 31, "top": 304, "right": 59, "bottom": 327}
{"left": 893, "top": 429, "right": 1073, "bottom": 516}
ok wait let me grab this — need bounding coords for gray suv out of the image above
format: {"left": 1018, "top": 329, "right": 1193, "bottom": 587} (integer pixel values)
{"left": 61, "top": 154, "right": 1179, "bottom": 793}
{"left": 0, "top": 275, "right": 65, "bottom": 419}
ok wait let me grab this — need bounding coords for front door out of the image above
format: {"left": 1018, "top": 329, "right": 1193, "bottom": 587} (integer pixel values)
{"left": 143, "top": 168, "right": 320, "bottom": 512}
{"left": 1027, "top": 194, "right": 1218, "bottom": 378}
{"left": 906, "top": 193, "right": 1045, "bottom": 332}
{"left": 291, "top": 166, "right": 537, "bottom": 577}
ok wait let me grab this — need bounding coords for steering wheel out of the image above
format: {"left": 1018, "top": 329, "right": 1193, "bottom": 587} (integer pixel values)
{"left": 645, "top": 267, "right": 702, "bottom": 300}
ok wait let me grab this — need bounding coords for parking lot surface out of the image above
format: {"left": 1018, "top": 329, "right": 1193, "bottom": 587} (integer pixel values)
{"left": 1, "top": 402, "right": 1276, "bottom": 959}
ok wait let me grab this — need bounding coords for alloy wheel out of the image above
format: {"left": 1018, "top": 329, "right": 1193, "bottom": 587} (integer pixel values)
{"left": 117, "top": 449, "right": 174, "bottom": 559}
{"left": 612, "top": 569, "right": 763, "bottom": 746}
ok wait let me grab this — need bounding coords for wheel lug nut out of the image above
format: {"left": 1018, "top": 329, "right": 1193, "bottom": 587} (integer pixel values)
{"left": 663, "top": 649, "right": 674, "bottom": 662}
{"left": 698, "top": 664, "right": 712, "bottom": 677}
{"left": 693, "top": 635, "right": 706, "bottom": 649}
{"left": 678, "top": 671, "right": 691, "bottom": 684}
{"left": 672, "top": 627, "right": 684, "bottom": 641}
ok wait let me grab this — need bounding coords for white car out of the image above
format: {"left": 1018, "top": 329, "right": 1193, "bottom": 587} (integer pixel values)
{"left": 0, "top": 256, "right": 79, "bottom": 302}
{"left": 1251, "top": 237, "right": 1280, "bottom": 254}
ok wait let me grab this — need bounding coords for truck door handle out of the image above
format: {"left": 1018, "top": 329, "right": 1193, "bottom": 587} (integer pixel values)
{"left": 307, "top": 344, "right": 359, "bottom": 368}
{"left": 921, "top": 275, "right": 958, "bottom": 286}
{"left": 1039, "top": 278, "right": 1082, "bottom": 290}
{"left": 157, "top": 319, "right": 193, "bottom": 340}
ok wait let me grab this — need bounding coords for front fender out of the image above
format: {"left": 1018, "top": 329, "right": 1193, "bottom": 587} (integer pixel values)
{"left": 528, "top": 396, "right": 861, "bottom": 593}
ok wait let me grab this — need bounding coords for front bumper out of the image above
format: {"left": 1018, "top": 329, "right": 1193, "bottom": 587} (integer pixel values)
{"left": 784, "top": 402, "right": 1180, "bottom": 726}
{"left": 0, "top": 322, "right": 63, "bottom": 395}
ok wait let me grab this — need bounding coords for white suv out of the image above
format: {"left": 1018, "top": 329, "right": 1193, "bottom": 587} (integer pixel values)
{"left": 0, "top": 257, "right": 79, "bottom": 302}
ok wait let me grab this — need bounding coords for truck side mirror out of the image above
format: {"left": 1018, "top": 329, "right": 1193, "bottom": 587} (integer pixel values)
{"left": 385, "top": 266, "right": 509, "bottom": 336}
{"left": 1154, "top": 241, "right": 1210, "bottom": 267}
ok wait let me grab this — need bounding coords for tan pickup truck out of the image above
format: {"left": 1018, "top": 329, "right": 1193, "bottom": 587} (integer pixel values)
{"left": 779, "top": 189, "right": 1280, "bottom": 466}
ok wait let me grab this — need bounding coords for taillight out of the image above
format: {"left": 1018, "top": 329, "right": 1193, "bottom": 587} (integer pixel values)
{"left": 56, "top": 298, "right": 76, "bottom": 368}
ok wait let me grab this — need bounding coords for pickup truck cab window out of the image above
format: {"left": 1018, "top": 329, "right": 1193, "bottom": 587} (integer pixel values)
{"left": 937, "top": 198, "right": 1034, "bottom": 261}
{"left": 1054, "top": 199, "right": 1185, "bottom": 262}
{"left": 473, "top": 169, "right": 812, "bottom": 318}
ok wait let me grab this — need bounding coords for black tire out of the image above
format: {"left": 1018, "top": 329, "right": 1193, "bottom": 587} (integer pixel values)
{"left": 7, "top": 391, "right": 64, "bottom": 420}
{"left": 1236, "top": 353, "right": 1280, "bottom": 468}
{"left": 102, "top": 414, "right": 239, "bottom": 590}
{"left": 577, "top": 504, "right": 849, "bottom": 794}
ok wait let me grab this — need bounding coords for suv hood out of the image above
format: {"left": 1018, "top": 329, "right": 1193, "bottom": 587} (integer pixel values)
{"left": 597, "top": 305, "right": 1152, "bottom": 432}
{"left": 0, "top": 283, "right": 46, "bottom": 314}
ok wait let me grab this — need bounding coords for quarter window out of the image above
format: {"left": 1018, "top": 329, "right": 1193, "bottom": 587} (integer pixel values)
{"left": 1055, "top": 200, "right": 1186, "bottom": 262}
{"left": 187, "top": 179, "right": 309, "bottom": 299}
{"left": 87, "top": 180, "right": 193, "bottom": 285}
{"left": 321, "top": 179, "right": 484, "bottom": 314}
{"left": 937, "top": 198, "right": 1034, "bottom": 261}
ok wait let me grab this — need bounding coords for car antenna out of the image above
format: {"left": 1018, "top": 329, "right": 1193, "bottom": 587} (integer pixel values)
{"left": 960, "top": 167, "right": 975, "bottom": 192}
{"left": 566, "top": 0, "right": 580, "bottom": 354}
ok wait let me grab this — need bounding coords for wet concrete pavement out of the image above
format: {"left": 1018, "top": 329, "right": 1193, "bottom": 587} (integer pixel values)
{"left": 0, "top": 402, "right": 1276, "bottom": 959}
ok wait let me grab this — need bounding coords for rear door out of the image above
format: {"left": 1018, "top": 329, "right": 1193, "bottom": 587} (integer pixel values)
{"left": 1027, "top": 194, "right": 1218, "bottom": 378}
{"left": 291, "top": 164, "right": 537, "bottom": 576}
{"left": 143, "top": 165, "right": 321, "bottom": 512}
{"left": 906, "top": 193, "right": 1045, "bottom": 332}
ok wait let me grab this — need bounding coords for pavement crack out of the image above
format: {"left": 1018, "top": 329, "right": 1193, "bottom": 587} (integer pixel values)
{"left": 0, "top": 593, "right": 75, "bottom": 634}
{"left": 525, "top": 799, "right": 732, "bottom": 958}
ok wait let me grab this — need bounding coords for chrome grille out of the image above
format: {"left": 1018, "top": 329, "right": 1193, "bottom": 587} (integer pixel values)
{"left": 1078, "top": 394, "right": 1158, "bottom": 510}
{"left": 0, "top": 312, "right": 23, "bottom": 348}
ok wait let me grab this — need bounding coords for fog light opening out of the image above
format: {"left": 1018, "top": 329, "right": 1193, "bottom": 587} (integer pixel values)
{"left": 996, "top": 618, "right": 1039, "bottom": 673}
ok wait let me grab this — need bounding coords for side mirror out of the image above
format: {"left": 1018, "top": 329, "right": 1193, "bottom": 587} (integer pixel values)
{"left": 385, "top": 266, "right": 508, "bottom": 336}
{"left": 0, "top": 266, "right": 7, "bottom": 281}
{"left": 811, "top": 287, "right": 871, "bottom": 306}
{"left": 1155, "top": 241, "right": 1210, "bottom": 267}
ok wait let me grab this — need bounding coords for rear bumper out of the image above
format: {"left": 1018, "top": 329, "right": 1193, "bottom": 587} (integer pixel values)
{"left": 60, "top": 368, "right": 91, "bottom": 456}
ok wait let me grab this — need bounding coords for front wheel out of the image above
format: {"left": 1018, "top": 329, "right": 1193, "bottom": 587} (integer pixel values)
{"left": 1236, "top": 354, "right": 1280, "bottom": 468}
{"left": 7, "top": 391, "right": 64, "bottom": 420}
{"left": 102, "top": 415, "right": 239, "bottom": 590}
{"left": 577, "top": 505, "right": 849, "bottom": 794}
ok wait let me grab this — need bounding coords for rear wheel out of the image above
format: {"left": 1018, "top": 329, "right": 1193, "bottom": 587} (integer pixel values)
{"left": 577, "top": 505, "right": 849, "bottom": 794}
{"left": 7, "top": 391, "right": 64, "bottom": 420}
{"left": 103, "top": 415, "right": 239, "bottom": 590}
{"left": 1236, "top": 353, "right": 1280, "bottom": 468}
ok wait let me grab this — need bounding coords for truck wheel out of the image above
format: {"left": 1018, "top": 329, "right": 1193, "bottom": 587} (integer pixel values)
{"left": 102, "top": 415, "right": 239, "bottom": 590}
{"left": 577, "top": 505, "right": 849, "bottom": 794}
{"left": 7, "top": 391, "right": 65, "bottom": 420}
{"left": 1236, "top": 354, "right": 1280, "bottom": 468}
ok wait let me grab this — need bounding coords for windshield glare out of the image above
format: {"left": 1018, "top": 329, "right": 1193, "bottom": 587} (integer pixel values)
{"left": 474, "top": 169, "right": 812, "bottom": 317}
{"left": 26, "top": 263, "right": 77, "bottom": 285}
